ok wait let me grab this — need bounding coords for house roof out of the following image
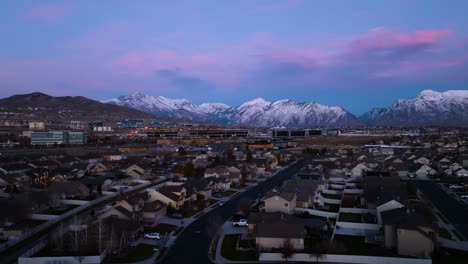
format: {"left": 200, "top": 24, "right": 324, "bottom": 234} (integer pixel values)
{"left": 381, "top": 205, "right": 434, "bottom": 230}
{"left": 255, "top": 223, "right": 305, "bottom": 239}
{"left": 143, "top": 200, "right": 166, "bottom": 212}
{"left": 265, "top": 191, "right": 295, "bottom": 202}
{"left": 114, "top": 205, "right": 134, "bottom": 219}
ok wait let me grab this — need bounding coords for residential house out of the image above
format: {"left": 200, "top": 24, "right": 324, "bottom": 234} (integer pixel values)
{"left": 87, "top": 163, "right": 109, "bottom": 174}
{"left": 228, "top": 166, "right": 242, "bottom": 185}
{"left": 381, "top": 204, "right": 437, "bottom": 258}
{"left": 264, "top": 191, "right": 296, "bottom": 214}
{"left": 204, "top": 167, "right": 229, "bottom": 178}
{"left": 282, "top": 180, "right": 317, "bottom": 209}
{"left": 415, "top": 165, "right": 437, "bottom": 178}
{"left": 455, "top": 168, "right": 468, "bottom": 177}
{"left": 125, "top": 163, "right": 152, "bottom": 180}
{"left": 148, "top": 185, "right": 187, "bottom": 209}
{"left": 47, "top": 181, "right": 90, "bottom": 199}
{"left": 351, "top": 163, "right": 370, "bottom": 178}
{"left": 142, "top": 200, "right": 167, "bottom": 224}
{"left": 254, "top": 222, "right": 306, "bottom": 250}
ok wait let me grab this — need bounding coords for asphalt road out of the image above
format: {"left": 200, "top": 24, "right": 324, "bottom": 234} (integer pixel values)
{"left": 416, "top": 181, "right": 468, "bottom": 239}
{"left": 160, "top": 158, "right": 308, "bottom": 264}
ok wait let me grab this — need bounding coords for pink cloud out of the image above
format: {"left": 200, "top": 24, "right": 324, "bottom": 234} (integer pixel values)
{"left": 24, "top": 3, "right": 72, "bottom": 23}
{"left": 349, "top": 27, "right": 452, "bottom": 53}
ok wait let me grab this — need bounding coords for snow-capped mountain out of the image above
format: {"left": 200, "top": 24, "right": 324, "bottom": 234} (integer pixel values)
{"left": 360, "top": 90, "right": 468, "bottom": 126}
{"left": 102, "top": 93, "right": 229, "bottom": 121}
{"left": 102, "top": 93, "right": 362, "bottom": 126}
{"left": 227, "top": 98, "right": 362, "bottom": 127}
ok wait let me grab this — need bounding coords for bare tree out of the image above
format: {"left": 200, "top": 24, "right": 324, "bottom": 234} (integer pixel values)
{"left": 280, "top": 239, "right": 295, "bottom": 262}
{"left": 309, "top": 239, "right": 329, "bottom": 263}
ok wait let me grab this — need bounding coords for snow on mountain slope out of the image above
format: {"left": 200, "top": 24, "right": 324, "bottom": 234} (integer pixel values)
{"left": 102, "top": 93, "right": 226, "bottom": 121}
{"left": 227, "top": 98, "right": 361, "bottom": 126}
{"left": 102, "top": 93, "right": 362, "bottom": 126}
{"left": 361, "top": 90, "right": 468, "bottom": 126}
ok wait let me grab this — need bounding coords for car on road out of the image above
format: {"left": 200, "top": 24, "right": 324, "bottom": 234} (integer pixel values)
{"left": 144, "top": 232, "right": 161, "bottom": 240}
{"left": 219, "top": 201, "right": 224, "bottom": 206}
{"left": 232, "top": 219, "right": 248, "bottom": 227}
{"left": 461, "top": 195, "right": 468, "bottom": 199}
{"left": 449, "top": 184, "right": 463, "bottom": 189}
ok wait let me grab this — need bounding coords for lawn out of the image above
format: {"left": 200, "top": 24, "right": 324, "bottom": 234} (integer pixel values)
{"left": 338, "top": 213, "right": 362, "bottom": 223}
{"left": 221, "top": 234, "right": 257, "bottom": 261}
{"left": 108, "top": 244, "right": 156, "bottom": 263}
{"left": 145, "top": 223, "right": 178, "bottom": 235}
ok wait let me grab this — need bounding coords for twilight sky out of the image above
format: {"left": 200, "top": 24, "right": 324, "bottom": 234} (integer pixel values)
{"left": 1, "top": 0, "right": 467, "bottom": 114}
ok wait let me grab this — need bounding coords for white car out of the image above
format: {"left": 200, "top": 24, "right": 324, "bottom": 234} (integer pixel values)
{"left": 232, "top": 219, "right": 248, "bottom": 227}
{"left": 449, "top": 185, "right": 463, "bottom": 189}
{"left": 144, "top": 233, "right": 161, "bottom": 240}
{"left": 461, "top": 195, "right": 468, "bottom": 199}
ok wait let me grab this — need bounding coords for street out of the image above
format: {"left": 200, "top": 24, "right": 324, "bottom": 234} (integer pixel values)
{"left": 160, "top": 158, "right": 307, "bottom": 264}
{"left": 416, "top": 181, "right": 468, "bottom": 239}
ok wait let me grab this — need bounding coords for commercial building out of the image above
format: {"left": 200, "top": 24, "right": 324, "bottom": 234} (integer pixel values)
{"left": 30, "top": 131, "right": 87, "bottom": 145}
{"left": 146, "top": 128, "right": 179, "bottom": 138}
{"left": 188, "top": 129, "right": 248, "bottom": 138}
{"left": 271, "top": 128, "right": 322, "bottom": 138}
{"left": 68, "top": 132, "right": 88, "bottom": 144}
{"left": 28, "top": 121, "right": 45, "bottom": 130}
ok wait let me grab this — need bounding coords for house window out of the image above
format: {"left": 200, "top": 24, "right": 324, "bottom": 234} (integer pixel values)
{"left": 284, "top": 202, "right": 288, "bottom": 207}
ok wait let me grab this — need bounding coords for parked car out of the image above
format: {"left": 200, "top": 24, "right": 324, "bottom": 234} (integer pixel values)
{"left": 144, "top": 233, "right": 161, "bottom": 240}
{"left": 169, "top": 213, "right": 184, "bottom": 219}
{"left": 219, "top": 201, "right": 224, "bottom": 206}
{"left": 232, "top": 219, "right": 248, "bottom": 227}
{"left": 461, "top": 195, "right": 468, "bottom": 199}
{"left": 449, "top": 184, "right": 463, "bottom": 189}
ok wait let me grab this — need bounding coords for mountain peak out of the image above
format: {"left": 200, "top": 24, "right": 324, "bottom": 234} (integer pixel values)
{"left": 417, "top": 89, "right": 443, "bottom": 100}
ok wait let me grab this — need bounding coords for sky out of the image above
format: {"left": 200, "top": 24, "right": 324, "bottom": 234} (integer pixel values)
{"left": 0, "top": 0, "right": 467, "bottom": 115}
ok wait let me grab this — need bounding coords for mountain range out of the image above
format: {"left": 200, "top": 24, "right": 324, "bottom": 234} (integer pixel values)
{"left": 102, "top": 94, "right": 361, "bottom": 127}
{"left": 1, "top": 90, "right": 467, "bottom": 127}
{"left": 103, "top": 90, "right": 468, "bottom": 127}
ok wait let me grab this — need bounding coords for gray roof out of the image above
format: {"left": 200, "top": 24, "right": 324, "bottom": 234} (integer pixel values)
{"left": 255, "top": 223, "right": 305, "bottom": 239}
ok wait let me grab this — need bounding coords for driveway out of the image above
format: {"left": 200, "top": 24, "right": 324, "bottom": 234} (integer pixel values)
{"left": 221, "top": 222, "right": 249, "bottom": 235}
